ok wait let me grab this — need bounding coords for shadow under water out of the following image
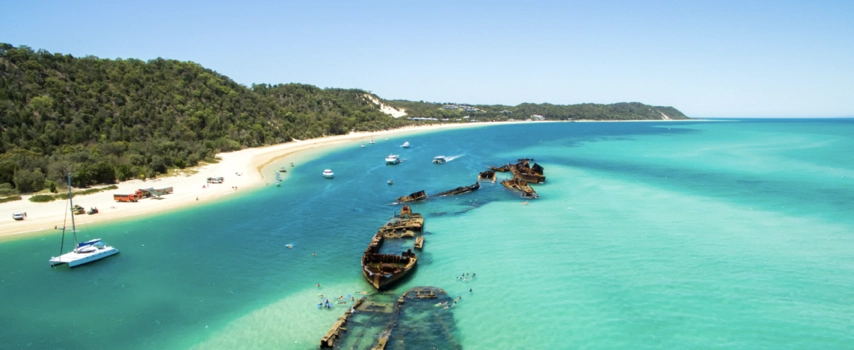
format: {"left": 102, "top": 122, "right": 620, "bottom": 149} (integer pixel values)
{"left": 322, "top": 286, "right": 461, "bottom": 350}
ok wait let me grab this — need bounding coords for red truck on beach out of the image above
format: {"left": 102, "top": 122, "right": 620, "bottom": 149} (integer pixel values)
{"left": 113, "top": 194, "right": 138, "bottom": 202}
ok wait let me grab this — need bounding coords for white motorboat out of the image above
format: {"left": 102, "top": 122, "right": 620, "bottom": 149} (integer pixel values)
{"left": 432, "top": 156, "right": 447, "bottom": 164}
{"left": 369, "top": 137, "right": 375, "bottom": 144}
{"left": 12, "top": 212, "right": 24, "bottom": 220}
{"left": 385, "top": 154, "right": 400, "bottom": 165}
{"left": 323, "top": 169, "right": 335, "bottom": 178}
{"left": 400, "top": 141, "right": 410, "bottom": 148}
{"left": 49, "top": 174, "right": 119, "bottom": 268}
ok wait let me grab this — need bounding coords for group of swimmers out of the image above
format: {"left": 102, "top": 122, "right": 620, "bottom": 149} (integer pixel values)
{"left": 316, "top": 293, "right": 356, "bottom": 310}
{"left": 456, "top": 272, "right": 476, "bottom": 282}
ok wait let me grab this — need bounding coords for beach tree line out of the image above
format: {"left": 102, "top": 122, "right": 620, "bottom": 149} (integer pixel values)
{"left": 386, "top": 100, "right": 688, "bottom": 121}
{"left": 0, "top": 42, "right": 688, "bottom": 194}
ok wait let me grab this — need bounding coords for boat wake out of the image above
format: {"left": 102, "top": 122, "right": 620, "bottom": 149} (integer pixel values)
{"left": 444, "top": 154, "right": 464, "bottom": 162}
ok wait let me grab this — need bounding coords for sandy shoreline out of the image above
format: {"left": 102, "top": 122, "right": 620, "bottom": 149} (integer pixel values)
{"left": 0, "top": 122, "right": 492, "bottom": 240}
{"left": 1, "top": 118, "right": 701, "bottom": 240}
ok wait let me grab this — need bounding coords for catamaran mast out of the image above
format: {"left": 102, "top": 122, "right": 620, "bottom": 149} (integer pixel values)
{"left": 67, "top": 174, "right": 78, "bottom": 247}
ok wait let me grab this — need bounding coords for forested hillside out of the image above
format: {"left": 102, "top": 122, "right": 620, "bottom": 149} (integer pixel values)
{"left": 0, "top": 43, "right": 688, "bottom": 195}
{"left": 0, "top": 44, "right": 407, "bottom": 193}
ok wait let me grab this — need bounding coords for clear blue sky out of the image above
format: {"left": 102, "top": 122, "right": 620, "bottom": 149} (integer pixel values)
{"left": 3, "top": 0, "right": 853, "bottom": 117}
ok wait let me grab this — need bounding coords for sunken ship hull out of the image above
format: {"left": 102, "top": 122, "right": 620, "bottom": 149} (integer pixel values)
{"left": 501, "top": 177, "right": 539, "bottom": 198}
{"left": 435, "top": 182, "right": 480, "bottom": 197}
{"left": 396, "top": 190, "right": 427, "bottom": 203}
{"left": 509, "top": 167, "right": 546, "bottom": 184}
{"left": 361, "top": 205, "right": 423, "bottom": 290}
{"left": 509, "top": 161, "right": 546, "bottom": 184}
{"left": 361, "top": 251, "right": 418, "bottom": 290}
{"left": 478, "top": 170, "right": 496, "bottom": 182}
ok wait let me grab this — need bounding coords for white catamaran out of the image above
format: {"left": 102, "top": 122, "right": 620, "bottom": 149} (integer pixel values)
{"left": 49, "top": 174, "right": 119, "bottom": 268}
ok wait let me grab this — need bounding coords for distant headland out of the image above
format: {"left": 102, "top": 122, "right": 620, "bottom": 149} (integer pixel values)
{"left": 0, "top": 42, "right": 688, "bottom": 196}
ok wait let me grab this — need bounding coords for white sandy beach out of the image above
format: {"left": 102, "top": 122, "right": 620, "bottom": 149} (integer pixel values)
{"left": 0, "top": 122, "right": 492, "bottom": 239}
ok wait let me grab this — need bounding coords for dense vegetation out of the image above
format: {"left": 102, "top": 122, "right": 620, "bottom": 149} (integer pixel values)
{"left": 0, "top": 43, "right": 408, "bottom": 191}
{"left": 0, "top": 43, "right": 688, "bottom": 194}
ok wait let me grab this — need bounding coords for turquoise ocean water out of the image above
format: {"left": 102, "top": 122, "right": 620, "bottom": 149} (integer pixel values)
{"left": 2, "top": 119, "right": 853, "bottom": 349}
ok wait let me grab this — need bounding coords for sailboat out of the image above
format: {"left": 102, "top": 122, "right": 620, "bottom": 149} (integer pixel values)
{"left": 49, "top": 174, "right": 119, "bottom": 268}
{"left": 275, "top": 172, "right": 282, "bottom": 187}
{"left": 369, "top": 136, "right": 375, "bottom": 144}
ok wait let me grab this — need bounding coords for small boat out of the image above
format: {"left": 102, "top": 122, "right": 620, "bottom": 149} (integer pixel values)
{"left": 388, "top": 180, "right": 393, "bottom": 185}
{"left": 49, "top": 174, "right": 119, "bottom": 268}
{"left": 12, "top": 213, "right": 24, "bottom": 221}
{"left": 396, "top": 190, "right": 427, "bottom": 203}
{"left": 432, "top": 156, "right": 447, "bottom": 164}
{"left": 414, "top": 236, "right": 424, "bottom": 249}
{"left": 370, "top": 137, "right": 376, "bottom": 144}
{"left": 385, "top": 154, "right": 400, "bottom": 165}
{"left": 361, "top": 142, "right": 365, "bottom": 148}
{"left": 87, "top": 207, "right": 99, "bottom": 215}
{"left": 400, "top": 141, "right": 410, "bottom": 148}
{"left": 278, "top": 167, "right": 288, "bottom": 172}
{"left": 435, "top": 182, "right": 480, "bottom": 197}
{"left": 323, "top": 169, "right": 335, "bottom": 178}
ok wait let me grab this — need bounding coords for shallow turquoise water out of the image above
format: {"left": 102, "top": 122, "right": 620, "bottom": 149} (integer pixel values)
{"left": 2, "top": 119, "right": 853, "bottom": 349}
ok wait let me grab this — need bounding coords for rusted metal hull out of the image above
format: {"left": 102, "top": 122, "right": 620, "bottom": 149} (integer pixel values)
{"left": 362, "top": 205, "right": 422, "bottom": 290}
{"left": 509, "top": 164, "right": 546, "bottom": 184}
{"left": 377, "top": 206, "right": 424, "bottom": 236}
{"left": 501, "top": 177, "right": 539, "bottom": 198}
{"left": 396, "top": 190, "right": 427, "bottom": 202}
{"left": 320, "top": 297, "right": 366, "bottom": 348}
{"left": 478, "top": 170, "right": 496, "bottom": 182}
{"left": 488, "top": 165, "right": 511, "bottom": 172}
{"left": 362, "top": 253, "right": 417, "bottom": 290}
{"left": 435, "top": 182, "right": 480, "bottom": 197}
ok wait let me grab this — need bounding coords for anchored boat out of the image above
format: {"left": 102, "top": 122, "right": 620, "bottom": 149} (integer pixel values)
{"left": 49, "top": 174, "right": 119, "bottom": 268}
{"left": 385, "top": 154, "right": 400, "bottom": 165}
